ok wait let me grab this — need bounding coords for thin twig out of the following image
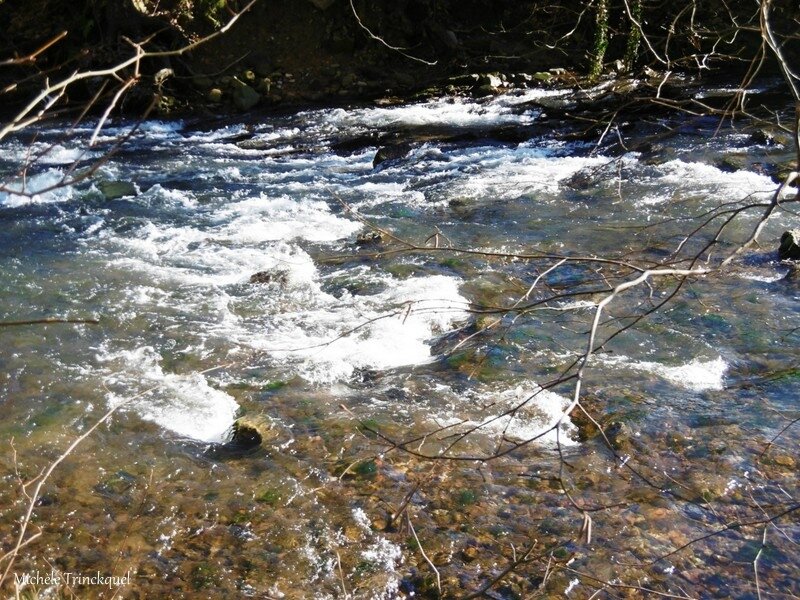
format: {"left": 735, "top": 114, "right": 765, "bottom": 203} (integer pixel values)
{"left": 408, "top": 513, "right": 441, "bottom": 595}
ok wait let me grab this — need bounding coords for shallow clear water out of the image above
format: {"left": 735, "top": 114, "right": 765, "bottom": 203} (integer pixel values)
{"left": 1, "top": 88, "right": 798, "bottom": 598}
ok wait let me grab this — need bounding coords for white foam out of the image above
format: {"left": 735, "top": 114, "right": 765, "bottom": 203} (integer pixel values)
{"left": 352, "top": 507, "right": 372, "bottom": 532}
{"left": 565, "top": 578, "right": 581, "bottom": 595}
{"left": 264, "top": 274, "right": 470, "bottom": 383}
{"left": 107, "top": 238, "right": 308, "bottom": 288}
{"left": 215, "top": 194, "right": 361, "bottom": 243}
{"left": 33, "top": 144, "right": 90, "bottom": 165}
{"left": 182, "top": 123, "right": 249, "bottom": 142}
{"left": 88, "top": 190, "right": 469, "bottom": 385}
{"left": 90, "top": 119, "right": 184, "bottom": 141}
{"left": 635, "top": 159, "right": 777, "bottom": 206}
{"left": 694, "top": 86, "right": 773, "bottom": 99}
{"left": 437, "top": 148, "right": 607, "bottom": 200}
{"left": 92, "top": 189, "right": 356, "bottom": 288}
{"left": 494, "top": 87, "right": 573, "bottom": 107}
{"left": 360, "top": 538, "right": 403, "bottom": 599}
{"left": 99, "top": 346, "right": 239, "bottom": 443}
{"left": 235, "top": 128, "right": 302, "bottom": 147}
{"left": 0, "top": 168, "right": 74, "bottom": 207}
{"left": 312, "top": 96, "right": 539, "bottom": 133}
{"left": 469, "top": 384, "right": 578, "bottom": 447}
{"left": 601, "top": 355, "right": 728, "bottom": 391}
{"left": 137, "top": 184, "right": 198, "bottom": 208}
{"left": 740, "top": 271, "right": 785, "bottom": 283}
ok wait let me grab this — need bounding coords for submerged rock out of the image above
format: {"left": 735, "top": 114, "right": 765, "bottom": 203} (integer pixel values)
{"left": 716, "top": 155, "right": 747, "bottom": 173}
{"left": 749, "top": 128, "right": 786, "bottom": 146}
{"left": 564, "top": 169, "right": 595, "bottom": 190}
{"left": 356, "top": 231, "right": 384, "bottom": 246}
{"left": 568, "top": 407, "right": 599, "bottom": 442}
{"left": 604, "top": 421, "right": 631, "bottom": 451}
{"left": 97, "top": 180, "right": 137, "bottom": 200}
{"left": 779, "top": 230, "right": 800, "bottom": 260}
{"left": 249, "top": 270, "right": 288, "bottom": 285}
{"left": 231, "top": 414, "right": 279, "bottom": 447}
{"left": 461, "top": 545, "right": 479, "bottom": 561}
{"left": 373, "top": 143, "right": 412, "bottom": 168}
{"left": 93, "top": 470, "right": 137, "bottom": 504}
{"left": 770, "top": 160, "right": 797, "bottom": 184}
{"left": 769, "top": 453, "right": 796, "bottom": 469}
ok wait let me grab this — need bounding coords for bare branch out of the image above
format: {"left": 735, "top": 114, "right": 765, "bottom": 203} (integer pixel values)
{"left": 349, "top": 0, "right": 437, "bottom": 66}
{"left": 0, "top": 31, "right": 68, "bottom": 67}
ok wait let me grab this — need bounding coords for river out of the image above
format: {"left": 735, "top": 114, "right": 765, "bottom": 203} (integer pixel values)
{"left": 0, "top": 84, "right": 798, "bottom": 598}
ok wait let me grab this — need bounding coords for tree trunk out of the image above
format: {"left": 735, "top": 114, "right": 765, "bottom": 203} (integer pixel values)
{"left": 590, "top": 0, "right": 609, "bottom": 78}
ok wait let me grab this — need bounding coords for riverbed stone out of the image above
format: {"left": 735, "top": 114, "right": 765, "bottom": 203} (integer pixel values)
{"left": 97, "top": 180, "right": 137, "bottom": 200}
{"left": 356, "top": 231, "right": 384, "bottom": 246}
{"left": 605, "top": 421, "right": 631, "bottom": 450}
{"left": 448, "top": 197, "right": 468, "bottom": 208}
{"left": 341, "top": 72, "right": 358, "bottom": 88}
{"left": 231, "top": 80, "right": 261, "bottom": 111}
{"left": 478, "top": 74, "right": 502, "bottom": 88}
{"left": 716, "top": 154, "right": 747, "bottom": 173}
{"left": 779, "top": 230, "right": 800, "bottom": 260}
{"left": 770, "top": 453, "right": 796, "bottom": 468}
{"left": 749, "top": 128, "right": 786, "bottom": 146}
{"left": 473, "top": 84, "right": 498, "bottom": 97}
{"left": 232, "top": 414, "right": 279, "bottom": 447}
{"left": 509, "top": 72, "right": 532, "bottom": 85}
{"left": 373, "top": 143, "right": 412, "bottom": 168}
{"left": 565, "top": 169, "right": 594, "bottom": 190}
{"left": 249, "top": 270, "right": 288, "bottom": 285}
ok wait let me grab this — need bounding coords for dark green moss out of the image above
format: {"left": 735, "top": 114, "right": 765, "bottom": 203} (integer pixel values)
{"left": 255, "top": 488, "right": 281, "bottom": 505}
{"left": 455, "top": 489, "right": 478, "bottom": 506}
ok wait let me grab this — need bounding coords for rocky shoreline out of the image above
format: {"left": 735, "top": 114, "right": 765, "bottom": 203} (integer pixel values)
{"left": 182, "top": 67, "right": 571, "bottom": 115}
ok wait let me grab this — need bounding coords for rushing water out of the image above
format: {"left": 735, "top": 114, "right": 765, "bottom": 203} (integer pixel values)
{"left": 0, "top": 86, "right": 798, "bottom": 598}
